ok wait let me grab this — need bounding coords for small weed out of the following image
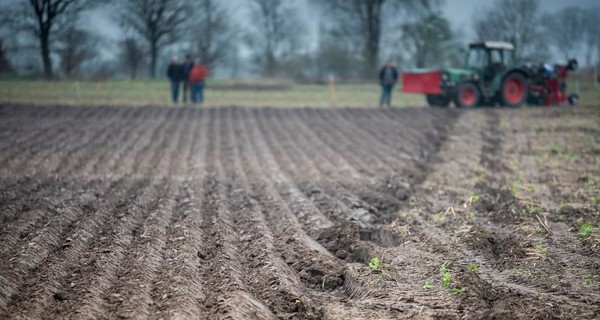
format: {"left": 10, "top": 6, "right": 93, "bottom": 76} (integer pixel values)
{"left": 587, "top": 173, "right": 596, "bottom": 186}
{"left": 580, "top": 223, "right": 595, "bottom": 237}
{"left": 448, "top": 287, "right": 466, "bottom": 296}
{"left": 439, "top": 261, "right": 452, "bottom": 288}
{"left": 337, "top": 235, "right": 350, "bottom": 246}
{"left": 432, "top": 213, "right": 445, "bottom": 224}
{"left": 398, "top": 224, "right": 411, "bottom": 235}
{"left": 442, "top": 272, "right": 452, "bottom": 287}
{"left": 369, "top": 257, "right": 383, "bottom": 274}
{"left": 566, "top": 151, "right": 581, "bottom": 160}
{"left": 439, "top": 261, "right": 452, "bottom": 274}
{"left": 468, "top": 263, "right": 479, "bottom": 273}
{"left": 409, "top": 196, "right": 418, "bottom": 206}
{"left": 584, "top": 275, "right": 594, "bottom": 286}
{"left": 532, "top": 206, "right": 543, "bottom": 215}
{"left": 466, "top": 211, "right": 476, "bottom": 221}
{"left": 591, "top": 197, "right": 598, "bottom": 207}
{"left": 535, "top": 245, "right": 548, "bottom": 256}
{"left": 423, "top": 282, "right": 432, "bottom": 290}
{"left": 548, "top": 142, "right": 563, "bottom": 155}
{"left": 590, "top": 136, "right": 598, "bottom": 149}
{"left": 559, "top": 199, "right": 568, "bottom": 209}
{"left": 509, "top": 268, "right": 532, "bottom": 278}
{"left": 470, "top": 194, "right": 480, "bottom": 205}
{"left": 526, "top": 184, "right": 535, "bottom": 193}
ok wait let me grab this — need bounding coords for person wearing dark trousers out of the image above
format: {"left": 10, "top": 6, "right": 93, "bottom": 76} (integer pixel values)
{"left": 189, "top": 59, "right": 207, "bottom": 105}
{"left": 379, "top": 59, "right": 399, "bottom": 108}
{"left": 181, "top": 55, "right": 194, "bottom": 103}
{"left": 167, "top": 56, "right": 184, "bottom": 104}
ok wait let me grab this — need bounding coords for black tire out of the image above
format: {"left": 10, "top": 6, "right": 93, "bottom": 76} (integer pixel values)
{"left": 500, "top": 72, "right": 528, "bottom": 107}
{"left": 568, "top": 94, "right": 579, "bottom": 106}
{"left": 454, "top": 83, "right": 480, "bottom": 108}
{"left": 426, "top": 94, "right": 450, "bottom": 107}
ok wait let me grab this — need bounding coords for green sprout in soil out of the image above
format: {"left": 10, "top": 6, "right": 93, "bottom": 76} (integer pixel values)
{"left": 510, "top": 268, "right": 532, "bottom": 278}
{"left": 526, "top": 184, "right": 535, "bottom": 193}
{"left": 580, "top": 223, "right": 596, "bottom": 237}
{"left": 470, "top": 194, "right": 480, "bottom": 205}
{"left": 559, "top": 199, "right": 568, "bottom": 209}
{"left": 468, "top": 263, "right": 479, "bottom": 273}
{"left": 337, "top": 235, "right": 350, "bottom": 246}
{"left": 369, "top": 257, "right": 383, "bottom": 274}
{"left": 548, "top": 142, "right": 564, "bottom": 155}
{"left": 432, "top": 213, "right": 445, "bottom": 224}
{"left": 442, "top": 272, "right": 452, "bottom": 287}
{"left": 586, "top": 173, "right": 596, "bottom": 186}
{"left": 423, "top": 282, "right": 432, "bottom": 290}
{"left": 532, "top": 206, "right": 543, "bottom": 215}
{"left": 535, "top": 245, "right": 549, "bottom": 256}
{"left": 448, "top": 287, "right": 466, "bottom": 296}
{"left": 409, "top": 196, "right": 418, "bottom": 206}
{"left": 439, "top": 261, "right": 452, "bottom": 288}
{"left": 590, "top": 197, "right": 598, "bottom": 207}
{"left": 584, "top": 275, "right": 594, "bottom": 286}
{"left": 399, "top": 225, "right": 411, "bottom": 235}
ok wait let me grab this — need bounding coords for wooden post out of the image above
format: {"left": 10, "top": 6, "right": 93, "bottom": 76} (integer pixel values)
{"left": 328, "top": 74, "right": 336, "bottom": 107}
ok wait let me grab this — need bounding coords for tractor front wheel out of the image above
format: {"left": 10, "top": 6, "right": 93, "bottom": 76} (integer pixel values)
{"left": 568, "top": 94, "right": 579, "bottom": 106}
{"left": 454, "top": 83, "right": 480, "bottom": 108}
{"left": 501, "top": 73, "right": 528, "bottom": 107}
{"left": 426, "top": 94, "right": 450, "bottom": 107}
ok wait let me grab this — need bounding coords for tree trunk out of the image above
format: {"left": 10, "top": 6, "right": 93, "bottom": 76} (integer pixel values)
{"left": 364, "top": 2, "right": 382, "bottom": 79}
{"left": 40, "top": 30, "right": 53, "bottom": 78}
{"left": 150, "top": 40, "right": 158, "bottom": 78}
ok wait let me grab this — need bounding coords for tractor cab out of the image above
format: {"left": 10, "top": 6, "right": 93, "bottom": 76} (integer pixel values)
{"left": 466, "top": 41, "right": 515, "bottom": 84}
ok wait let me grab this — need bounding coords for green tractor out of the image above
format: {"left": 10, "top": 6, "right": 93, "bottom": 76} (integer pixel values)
{"left": 403, "top": 41, "right": 529, "bottom": 108}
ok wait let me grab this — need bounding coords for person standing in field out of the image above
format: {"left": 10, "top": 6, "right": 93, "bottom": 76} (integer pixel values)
{"left": 379, "top": 59, "right": 399, "bottom": 108}
{"left": 181, "top": 55, "right": 194, "bottom": 103}
{"left": 166, "top": 56, "right": 184, "bottom": 104}
{"left": 189, "top": 59, "right": 207, "bottom": 105}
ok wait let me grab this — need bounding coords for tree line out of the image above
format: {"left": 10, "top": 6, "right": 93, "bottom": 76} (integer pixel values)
{"left": 0, "top": 0, "right": 599, "bottom": 80}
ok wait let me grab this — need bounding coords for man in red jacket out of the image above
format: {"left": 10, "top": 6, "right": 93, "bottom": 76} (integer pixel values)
{"left": 188, "top": 59, "right": 207, "bottom": 105}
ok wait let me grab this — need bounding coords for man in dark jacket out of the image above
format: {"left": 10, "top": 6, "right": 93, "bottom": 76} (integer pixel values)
{"left": 379, "top": 59, "right": 399, "bottom": 108}
{"left": 167, "top": 56, "right": 184, "bottom": 103}
{"left": 181, "top": 54, "right": 194, "bottom": 103}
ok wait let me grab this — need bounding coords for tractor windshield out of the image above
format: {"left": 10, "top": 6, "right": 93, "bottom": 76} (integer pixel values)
{"left": 466, "top": 48, "right": 487, "bottom": 69}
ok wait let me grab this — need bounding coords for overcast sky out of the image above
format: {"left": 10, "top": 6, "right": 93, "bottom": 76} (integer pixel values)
{"left": 87, "top": 0, "right": 599, "bottom": 41}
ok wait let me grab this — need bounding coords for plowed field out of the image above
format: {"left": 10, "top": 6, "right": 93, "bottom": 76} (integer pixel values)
{"left": 0, "top": 104, "right": 599, "bottom": 319}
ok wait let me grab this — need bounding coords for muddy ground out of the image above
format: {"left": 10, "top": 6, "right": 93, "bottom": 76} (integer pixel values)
{"left": 0, "top": 104, "right": 598, "bottom": 319}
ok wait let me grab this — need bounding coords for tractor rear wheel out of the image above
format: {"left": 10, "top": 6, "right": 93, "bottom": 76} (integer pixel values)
{"left": 501, "top": 73, "right": 528, "bottom": 107}
{"left": 426, "top": 94, "right": 450, "bottom": 107}
{"left": 454, "top": 83, "right": 480, "bottom": 108}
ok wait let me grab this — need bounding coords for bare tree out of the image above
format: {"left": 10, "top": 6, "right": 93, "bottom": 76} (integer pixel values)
{"left": 542, "top": 7, "right": 585, "bottom": 61}
{"left": 583, "top": 8, "right": 600, "bottom": 67}
{"left": 473, "top": 0, "right": 548, "bottom": 63}
{"left": 119, "top": 0, "right": 190, "bottom": 78}
{"left": 315, "top": 0, "right": 438, "bottom": 78}
{"left": 55, "top": 18, "right": 99, "bottom": 76}
{"left": 119, "top": 36, "right": 146, "bottom": 79}
{"left": 1, "top": 0, "right": 104, "bottom": 78}
{"left": 401, "top": 11, "right": 454, "bottom": 68}
{"left": 0, "top": 40, "right": 13, "bottom": 74}
{"left": 191, "top": 0, "right": 236, "bottom": 72}
{"left": 246, "top": 0, "right": 306, "bottom": 77}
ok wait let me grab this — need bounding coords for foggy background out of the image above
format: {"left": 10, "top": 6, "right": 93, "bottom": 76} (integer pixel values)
{"left": 0, "top": 0, "right": 598, "bottom": 80}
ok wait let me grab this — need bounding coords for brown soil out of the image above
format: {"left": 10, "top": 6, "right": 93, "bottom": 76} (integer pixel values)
{"left": 0, "top": 104, "right": 599, "bottom": 319}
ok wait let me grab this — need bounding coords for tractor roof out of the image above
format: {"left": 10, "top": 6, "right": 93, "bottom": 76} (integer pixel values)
{"left": 469, "top": 41, "right": 515, "bottom": 50}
